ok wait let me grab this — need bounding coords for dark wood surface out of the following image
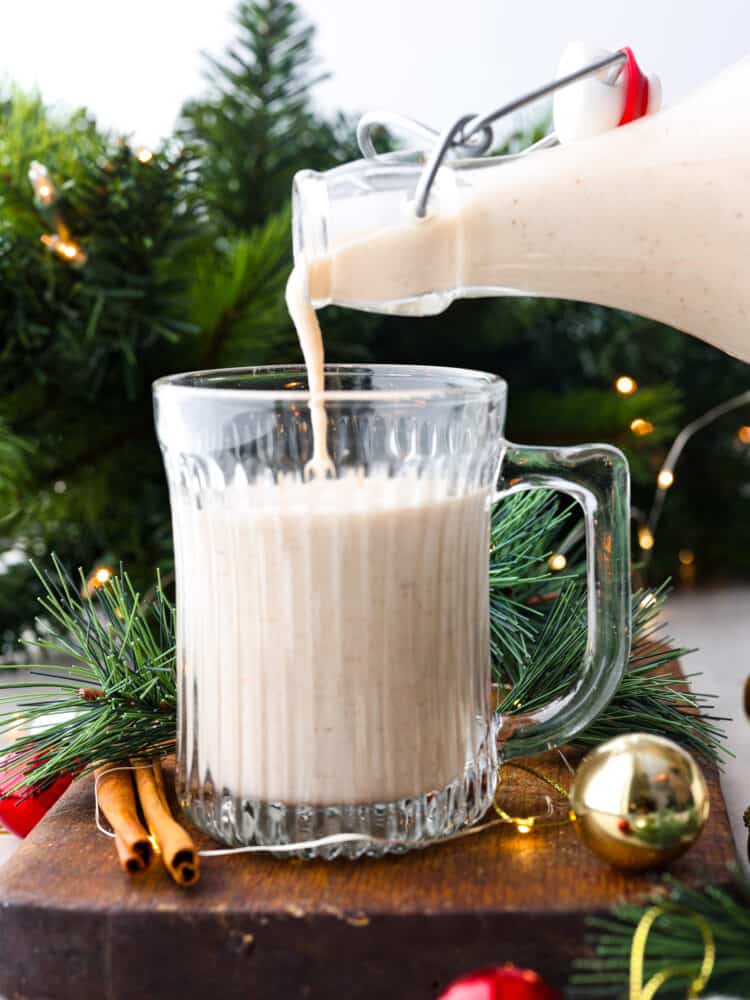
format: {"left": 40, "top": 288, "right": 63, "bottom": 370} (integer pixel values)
{"left": 0, "top": 707, "right": 736, "bottom": 998}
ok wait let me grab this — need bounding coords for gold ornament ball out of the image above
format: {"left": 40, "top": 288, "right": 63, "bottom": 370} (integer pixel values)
{"left": 569, "top": 733, "right": 710, "bottom": 871}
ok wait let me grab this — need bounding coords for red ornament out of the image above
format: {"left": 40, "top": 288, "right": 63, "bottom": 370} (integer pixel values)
{"left": 438, "top": 964, "right": 560, "bottom": 1000}
{"left": 0, "top": 760, "right": 73, "bottom": 838}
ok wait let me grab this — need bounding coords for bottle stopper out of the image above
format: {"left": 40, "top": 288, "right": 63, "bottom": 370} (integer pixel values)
{"left": 553, "top": 42, "right": 662, "bottom": 144}
{"left": 357, "top": 43, "right": 664, "bottom": 217}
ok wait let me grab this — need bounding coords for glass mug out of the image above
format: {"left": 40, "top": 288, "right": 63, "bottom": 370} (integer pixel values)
{"left": 153, "top": 364, "right": 630, "bottom": 859}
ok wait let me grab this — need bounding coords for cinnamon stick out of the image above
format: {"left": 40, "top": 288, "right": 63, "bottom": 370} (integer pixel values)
{"left": 115, "top": 833, "right": 149, "bottom": 874}
{"left": 132, "top": 759, "right": 199, "bottom": 886}
{"left": 151, "top": 756, "right": 169, "bottom": 810}
{"left": 95, "top": 766, "right": 152, "bottom": 874}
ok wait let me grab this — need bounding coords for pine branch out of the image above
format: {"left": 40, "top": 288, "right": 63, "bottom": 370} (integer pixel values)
{"left": 491, "top": 493, "right": 728, "bottom": 764}
{"left": 189, "top": 207, "right": 293, "bottom": 367}
{"left": 0, "top": 106, "right": 203, "bottom": 632}
{"left": 179, "top": 0, "right": 353, "bottom": 231}
{"left": 0, "top": 557, "right": 175, "bottom": 793}
{"left": 569, "top": 876, "right": 750, "bottom": 997}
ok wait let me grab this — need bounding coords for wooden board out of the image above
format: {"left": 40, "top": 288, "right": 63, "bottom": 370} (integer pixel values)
{"left": 0, "top": 722, "right": 736, "bottom": 998}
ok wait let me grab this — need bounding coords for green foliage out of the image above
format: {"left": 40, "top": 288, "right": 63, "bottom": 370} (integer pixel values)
{"left": 0, "top": 89, "right": 103, "bottom": 235}
{"left": 179, "top": 0, "right": 357, "bottom": 232}
{"left": 510, "top": 386, "right": 682, "bottom": 482}
{"left": 3, "top": 144, "right": 199, "bottom": 398}
{"left": 0, "top": 133, "right": 201, "bottom": 639}
{"left": 0, "top": 419, "right": 32, "bottom": 525}
{"left": 189, "top": 210, "right": 293, "bottom": 368}
{"left": 490, "top": 492, "right": 727, "bottom": 764}
{"left": 0, "top": 558, "right": 175, "bottom": 792}
{"left": 63, "top": 145, "right": 200, "bottom": 391}
{"left": 570, "top": 877, "right": 750, "bottom": 996}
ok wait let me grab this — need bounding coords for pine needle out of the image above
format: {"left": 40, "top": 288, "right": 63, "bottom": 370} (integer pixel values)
{"left": 569, "top": 876, "right": 750, "bottom": 996}
{"left": 491, "top": 492, "right": 728, "bottom": 765}
{"left": 0, "top": 556, "right": 175, "bottom": 793}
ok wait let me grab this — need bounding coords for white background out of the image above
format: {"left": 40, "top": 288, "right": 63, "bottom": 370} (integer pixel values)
{"left": 0, "top": 0, "right": 747, "bottom": 145}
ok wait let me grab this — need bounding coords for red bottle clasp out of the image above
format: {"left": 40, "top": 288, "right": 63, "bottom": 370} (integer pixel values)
{"left": 617, "top": 47, "right": 651, "bottom": 125}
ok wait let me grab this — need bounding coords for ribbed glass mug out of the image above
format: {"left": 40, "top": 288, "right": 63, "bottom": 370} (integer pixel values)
{"left": 153, "top": 364, "right": 630, "bottom": 859}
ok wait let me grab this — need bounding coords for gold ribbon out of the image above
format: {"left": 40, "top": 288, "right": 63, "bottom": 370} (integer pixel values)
{"left": 629, "top": 904, "right": 715, "bottom": 1000}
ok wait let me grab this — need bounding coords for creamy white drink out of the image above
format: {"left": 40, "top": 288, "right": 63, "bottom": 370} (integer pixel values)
{"left": 176, "top": 231, "right": 494, "bottom": 812}
{"left": 302, "top": 56, "right": 750, "bottom": 363}
{"left": 285, "top": 268, "right": 333, "bottom": 477}
{"left": 176, "top": 477, "right": 491, "bottom": 804}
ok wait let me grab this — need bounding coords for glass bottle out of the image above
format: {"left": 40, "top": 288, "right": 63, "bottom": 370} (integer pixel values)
{"left": 293, "top": 55, "right": 750, "bottom": 363}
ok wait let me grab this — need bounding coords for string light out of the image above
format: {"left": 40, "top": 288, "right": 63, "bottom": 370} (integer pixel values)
{"left": 28, "top": 161, "right": 57, "bottom": 206}
{"left": 83, "top": 565, "right": 115, "bottom": 597}
{"left": 640, "top": 388, "right": 750, "bottom": 568}
{"left": 657, "top": 469, "right": 674, "bottom": 489}
{"left": 492, "top": 762, "right": 572, "bottom": 837}
{"left": 615, "top": 375, "right": 637, "bottom": 395}
{"left": 630, "top": 418, "right": 654, "bottom": 437}
{"left": 638, "top": 526, "right": 655, "bottom": 551}
{"left": 548, "top": 553, "right": 567, "bottom": 572}
{"left": 679, "top": 559, "right": 696, "bottom": 587}
{"left": 678, "top": 548, "right": 695, "bottom": 566}
{"left": 135, "top": 146, "right": 154, "bottom": 164}
{"left": 29, "top": 161, "right": 88, "bottom": 268}
{"left": 40, "top": 234, "right": 87, "bottom": 267}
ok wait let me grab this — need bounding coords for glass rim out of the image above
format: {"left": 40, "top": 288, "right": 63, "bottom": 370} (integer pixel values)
{"left": 152, "top": 364, "right": 507, "bottom": 403}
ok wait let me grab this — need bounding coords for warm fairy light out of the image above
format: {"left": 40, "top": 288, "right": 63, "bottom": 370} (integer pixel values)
{"left": 638, "top": 526, "right": 655, "bottom": 551}
{"left": 84, "top": 566, "right": 114, "bottom": 595}
{"left": 615, "top": 375, "right": 637, "bottom": 395}
{"left": 28, "top": 160, "right": 57, "bottom": 205}
{"left": 548, "top": 553, "right": 567, "bottom": 572}
{"left": 135, "top": 146, "right": 154, "bottom": 164}
{"left": 40, "top": 233, "right": 87, "bottom": 266}
{"left": 630, "top": 417, "right": 654, "bottom": 436}
{"left": 738, "top": 426, "right": 750, "bottom": 444}
{"left": 82, "top": 564, "right": 114, "bottom": 597}
{"left": 515, "top": 818, "right": 535, "bottom": 834}
{"left": 657, "top": 469, "right": 674, "bottom": 489}
{"left": 678, "top": 548, "right": 695, "bottom": 566}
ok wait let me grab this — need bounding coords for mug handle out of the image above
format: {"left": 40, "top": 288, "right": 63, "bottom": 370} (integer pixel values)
{"left": 494, "top": 442, "right": 631, "bottom": 760}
